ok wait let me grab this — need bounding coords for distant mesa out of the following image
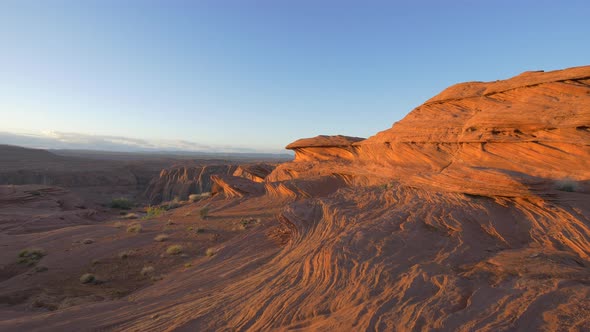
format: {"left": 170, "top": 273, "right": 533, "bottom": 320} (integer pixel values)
{"left": 0, "top": 144, "right": 64, "bottom": 162}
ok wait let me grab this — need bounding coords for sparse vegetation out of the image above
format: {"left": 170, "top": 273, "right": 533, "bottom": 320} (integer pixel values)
{"left": 199, "top": 206, "right": 210, "bottom": 220}
{"left": 154, "top": 234, "right": 169, "bottom": 242}
{"left": 206, "top": 248, "right": 216, "bottom": 257}
{"left": 80, "top": 273, "right": 96, "bottom": 284}
{"left": 17, "top": 248, "right": 46, "bottom": 266}
{"left": 144, "top": 206, "right": 166, "bottom": 219}
{"left": 127, "top": 223, "right": 142, "bottom": 233}
{"left": 140, "top": 266, "right": 155, "bottom": 276}
{"left": 118, "top": 250, "right": 134, "bottom": 259}
{"left": 239, "top": 217, "right": 260, "bottom": 230}
{"left": 110, "top": 198, "right": 133, "bottom": 210}
{"left": 121, "top": 213, "right": 138, "bottom": 220}
{"left": 113, "top": 221, "right": 124, "bottom": 228}
{"left": 189, "top": 192, "right": 211, "bottom": 203}
{"left": 164, "top": 197, "right": 181, "bottom": 210}
{"left": 556, "top": 178, "right": 578, "bottom": 192}
{"left": 166, "top": 245, "right": 183, "bottom": 255}
{"left": 82, "top": 238, "right": 94, "bottom": 244}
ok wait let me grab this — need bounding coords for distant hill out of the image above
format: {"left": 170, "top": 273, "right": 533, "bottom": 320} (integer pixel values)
{"left": 0, "top": 144, "right": 64, "bottom": 162}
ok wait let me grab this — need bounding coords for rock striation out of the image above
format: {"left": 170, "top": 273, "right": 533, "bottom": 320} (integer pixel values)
{"left": 143, "top": 165, "right": 238, "bottom": 203}
{"left": 3, "top": 65, "right": 590, "bottom": 332}
{"left": 286, "top": 135, "right": 365, "bottom": 162}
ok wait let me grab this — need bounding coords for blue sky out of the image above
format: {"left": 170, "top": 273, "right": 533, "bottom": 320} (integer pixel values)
{"left": 1, "top": 0, "right": 589, "bottom": 152}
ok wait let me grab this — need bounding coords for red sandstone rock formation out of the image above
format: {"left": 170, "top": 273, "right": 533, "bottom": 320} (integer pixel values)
{"left": 2, "top": 66, "right": 589, "bottom": 331}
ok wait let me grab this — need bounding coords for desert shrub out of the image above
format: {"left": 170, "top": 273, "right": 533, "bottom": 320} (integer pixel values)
{"left": 17, "top": 248, "right": 46, "bottom": 265}
{"left": 239, "top": 217, "right": 260, "bottom": 230}
{"left": 195, "top": 227, "right": 205, "bottom": 233}
{"left": 166, "top": 245, "right": 183, "bottom": 255}
{"left": 189, "top": 192, "right": 211, "bottom": 203}
{"left": 118, "top": 250, "right": 134, "bottom": 259}
{"left": 110, "top": 198, "right": 133, "bottom": 210}
{"left": 556, "top": 179, "right": 578, "bottom": 192}
{"left": 205, "top": 248, "right": 216, "bottom": 257}
{"left": 154, "top": 234, "right": 169, "bottom": 242}
{"left": 121, "top": 213, "right": 138, "bottom": 220}
{"left": 164, "top": 197, "right": 182, "bottom": 210}
{"left": 199, "top": 206, "right": 210, "bottom": 220}
{"left": 127, "top": 224, "right": 142, "bottom": 233}
{"left": 82, "top": 238, "right": 94, "bottom": 244}
{"left": 144, "top": 206, "right": 166, "bottom": 219}
{"left": 113, "top": 221, "right": 124, "bottom": 228}
{"left": 140, "top": 266, "right": 155, "bottom": 276}
{"left": 80, "top": 273, "right": 96, "bottom": 284}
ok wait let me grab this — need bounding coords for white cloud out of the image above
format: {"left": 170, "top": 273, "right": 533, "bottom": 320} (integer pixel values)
{"left": 0, "top": 130, "right": 288, "bottom": 154}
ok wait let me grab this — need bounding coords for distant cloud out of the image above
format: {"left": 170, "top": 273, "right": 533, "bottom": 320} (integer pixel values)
{"left": 0, "top": 130, "right": 286, "bottom": 154}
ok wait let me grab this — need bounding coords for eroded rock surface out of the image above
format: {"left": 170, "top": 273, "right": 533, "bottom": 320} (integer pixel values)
{"left": 2, "top": 66, "right": 590, "bottom": 332}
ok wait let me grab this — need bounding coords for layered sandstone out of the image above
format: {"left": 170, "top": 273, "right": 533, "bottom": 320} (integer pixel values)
{"left": 143, "top": 165, "right": 238, "bottom": 203}
{"left": 2, "top": 66, "right": 589, "bottom": 332}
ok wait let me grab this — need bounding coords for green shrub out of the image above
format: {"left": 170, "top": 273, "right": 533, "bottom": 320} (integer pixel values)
{"left": 110, "top": 198, "right": 133, "bottom": 210}
{"left": 166, "top": 245, "right": 183, "bottom": 255}
{"left": 17, "top": 248, "right": 46, "bottom": 265}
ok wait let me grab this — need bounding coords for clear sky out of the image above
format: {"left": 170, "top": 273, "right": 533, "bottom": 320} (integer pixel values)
{"left": 1, "top": 0, "right": 589, "bottom": 152}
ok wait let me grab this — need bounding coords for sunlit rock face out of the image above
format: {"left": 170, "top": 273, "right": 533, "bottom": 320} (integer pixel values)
{"left": 4, "top": 66, "right": 590, "bottom": 332}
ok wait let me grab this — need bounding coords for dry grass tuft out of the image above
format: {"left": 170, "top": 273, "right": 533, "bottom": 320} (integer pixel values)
{"left": 127, "top": 224, "right": 142, "bottom": 233}
{"left": 166, "top": 245, "right": 183, "bottom": 255}
{"left": 154, "top": 234, "right": 169, "bottom": 242}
